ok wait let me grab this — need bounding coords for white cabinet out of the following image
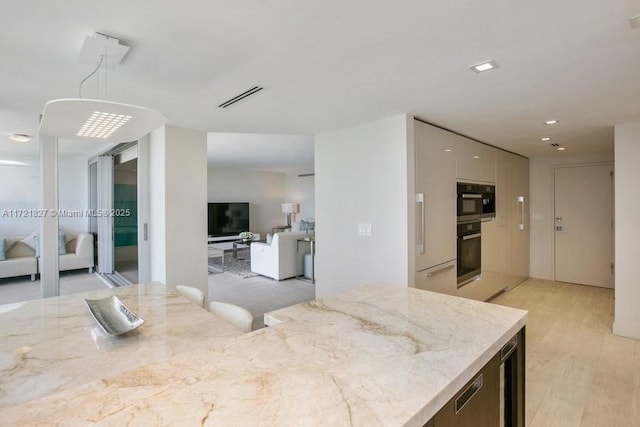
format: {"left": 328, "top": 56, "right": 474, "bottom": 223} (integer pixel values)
{"left": 413, "top": 120, "right": 528, "bottom": 298}
{"left": 415, "top": 260, "right": 457, "bottom": 295}
{"left": 456, "top": 137, "right": 496, "bottom": 184}
{"left": 414, "top": 121, "right": 457, "bottom": 272}
{"left": 480, "top": 151, "right": 529, "bottom": 292}
{"left": 509, "top": 154, "right": 530, "bottom": 285}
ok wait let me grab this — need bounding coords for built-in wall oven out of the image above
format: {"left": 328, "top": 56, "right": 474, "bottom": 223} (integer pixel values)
{"left": 457, "top": 221, "right": 482, "bottom": 286}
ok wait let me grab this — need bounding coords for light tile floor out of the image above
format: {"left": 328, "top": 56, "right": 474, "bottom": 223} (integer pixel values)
{"left": 492, "top": 278, "right": 638, "bottom": 427}
{"left": 0, "top": 270, "right": 109, "bottom": 305}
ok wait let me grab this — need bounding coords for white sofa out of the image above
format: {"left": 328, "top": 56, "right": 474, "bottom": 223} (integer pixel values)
{"left": 55, "top": 233, "right": 95, "bottom": 273}
{"left": 0, "top": 238, "right": 38, "bottom": 281}
{"left": 250, "top": 231, "right": 312, "bottom": 281}
{"left": 0, "top": 232, "right": 94, "bottom": 281}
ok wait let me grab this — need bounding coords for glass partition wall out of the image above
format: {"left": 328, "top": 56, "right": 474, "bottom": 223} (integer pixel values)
{"left": 0, "top": 128, "right": 42, "bottom": 304}
{"left": 56, "top": 139, "right": 110, "bottom": 295}
{"left": 0, "top": 121, "right": 149, "bottom": 303}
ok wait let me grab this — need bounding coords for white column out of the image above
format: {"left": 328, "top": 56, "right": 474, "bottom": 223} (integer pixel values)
{"left": 149, "top": 125, "right": 208, "bottom": 299}
{"left": 97, "top": 155, "right": 114, "bottom": 274}
{"left": 137, "top": 135, "right": 151, "bottom": 283}
{"left": 613, "top": 122, "right": 640, "bottom": 339}
{"left": 39, "top": 134, "right": 59, "bottom": 298}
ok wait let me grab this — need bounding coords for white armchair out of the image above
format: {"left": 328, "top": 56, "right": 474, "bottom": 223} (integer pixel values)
{"left": 58, "top": 232, "right": 94, "bottom": 273}
{"left": 250, "top": 231, "right": 311, "bottom": 281}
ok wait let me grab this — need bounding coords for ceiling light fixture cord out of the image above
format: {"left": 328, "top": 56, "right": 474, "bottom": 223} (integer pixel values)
{"left": 78, "top": 54, "right": 104, "bottom": 98}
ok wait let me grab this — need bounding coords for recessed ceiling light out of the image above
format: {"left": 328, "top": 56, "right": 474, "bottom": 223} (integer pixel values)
{"left": 8, "top": 133, "right": 32, "bottom": 143}
{"left": 630, "top": 15, "right": 640, "bottom": 29}
{"left": 473, "top": 155, "right": 480, "bottom": 159}
{"left": 541, "top": 137, "right": 551, "bottom": 141}
{"left": 557, "top": 147, "right": 566, "bottom": 151}
{"left": 545, "top": 120, "right": 559, "bottom": 125}
{"left": 470, "top": 61, "right": 499, "bottom": 73}
{"left": 444, "top": 149, "right": 452, "bottom": 152}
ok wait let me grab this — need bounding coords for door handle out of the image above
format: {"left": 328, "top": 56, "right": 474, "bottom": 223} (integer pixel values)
{"left": 500, "top": 335, "right": 518, "bottom": 361}
{"left": 455, "top": 373, "right": 483, "bottom": 413}
{"left": 518, "top": 196, "right": 525, "bottom": 230}
{"left": 416, "top": 193, "right": 425, "bottom": 254}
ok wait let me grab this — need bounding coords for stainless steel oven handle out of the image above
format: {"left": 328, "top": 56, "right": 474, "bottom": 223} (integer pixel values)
{"left": 461, "top": 232, "right": 482, "bottom": 240}
{"left": 461, "top": 194, "right": 482, "bottom": 199}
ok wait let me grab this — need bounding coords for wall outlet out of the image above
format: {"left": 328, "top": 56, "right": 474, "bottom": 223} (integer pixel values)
{"left": 358, "top": 223, "right": 372, "bottom": 236}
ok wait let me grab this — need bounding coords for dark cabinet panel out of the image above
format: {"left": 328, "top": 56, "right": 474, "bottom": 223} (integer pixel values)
{"left": 433, "top": 353, "right": 500, "bottom": 426}
{"left": 425, "top": 328, "right": 525, "bottom": 427}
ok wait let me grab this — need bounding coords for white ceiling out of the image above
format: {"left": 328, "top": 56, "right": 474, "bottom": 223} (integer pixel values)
{"left": 2, "top": 0, "right": 640, "bottom": 164}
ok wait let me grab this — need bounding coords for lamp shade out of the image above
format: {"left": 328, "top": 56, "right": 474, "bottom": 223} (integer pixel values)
{"left": 281, "top": 203, "right": 299, "bottom": 214}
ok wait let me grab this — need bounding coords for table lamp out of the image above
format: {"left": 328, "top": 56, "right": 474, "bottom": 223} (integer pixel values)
{"left": 281, "top": 203, "right": 299, "bottom": 227}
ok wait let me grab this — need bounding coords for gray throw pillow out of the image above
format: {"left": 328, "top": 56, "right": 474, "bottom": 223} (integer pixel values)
{"left": 0, "top": 238, "right": 6, "bottom": 261}
{"left": 58, "top": 234, "right": 67, "bottom": 255}
{"left": 31, "top": 234, "right": 67, "bottom": 257}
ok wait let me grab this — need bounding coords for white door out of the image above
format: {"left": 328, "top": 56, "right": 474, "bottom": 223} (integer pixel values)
{"left": 554, "top": 164, "right": 613, "bottom": 287}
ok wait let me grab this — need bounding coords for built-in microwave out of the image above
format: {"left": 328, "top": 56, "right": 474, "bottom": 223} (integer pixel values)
{"left": 457, "top": 182, "right": 496, "bottom": 223}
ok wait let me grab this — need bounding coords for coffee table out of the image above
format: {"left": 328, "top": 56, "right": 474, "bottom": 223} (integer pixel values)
{"left": 207, "top": 245, "right": 225, "bottom": 272}
{"left": 232, "top": 240, "right": 251, "bottom": 260}
{"left": 209, "top": 241, "right": 251, "bottom": 261}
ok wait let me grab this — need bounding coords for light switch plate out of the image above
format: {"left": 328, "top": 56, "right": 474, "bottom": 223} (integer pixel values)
{"left": 358, "top": 223, "right": 372, "bottom": 236}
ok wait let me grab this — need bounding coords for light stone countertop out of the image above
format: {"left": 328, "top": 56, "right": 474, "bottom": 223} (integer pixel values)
{"left": 0, "top": 282, "right": 242, "bottom": 409}
{"left": 0, "top": 283, "right": 527, "bottom": 426}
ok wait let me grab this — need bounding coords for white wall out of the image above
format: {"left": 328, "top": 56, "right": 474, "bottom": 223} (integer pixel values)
{"left": 150, "top": 125, "right": 208, "bottom": 297}
{"left": 0, "top": 153, "right": 88, "bottom": 236}
{"left": 613, "top": 122, "right": 640, "bottom": 339}
{"left": 207, "top": 167, "right": 286, "bottom": 237}
{"left": 315, "top": 114, "right": 410, "bottom": 297}
{"left": 285, "top": 170, "right": 315, "bottom": 221}
{"left": 529, "top": 151, "right": 614, "bottom": 279}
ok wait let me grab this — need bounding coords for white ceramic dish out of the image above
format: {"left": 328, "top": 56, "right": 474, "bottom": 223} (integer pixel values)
{"left": 84, "top": 295, "right": 145, "bottom": 335}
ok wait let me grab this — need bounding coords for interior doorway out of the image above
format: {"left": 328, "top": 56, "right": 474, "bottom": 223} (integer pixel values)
{"left": 89, "top": 142, "right": 149, "bottom": 286}
{"left": 554, "top": 163, "right": 614, "bottom": 288}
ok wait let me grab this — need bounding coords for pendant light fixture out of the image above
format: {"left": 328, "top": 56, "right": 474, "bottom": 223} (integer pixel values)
{"left": 38, "top": 33, "right": 166, "bottom": 143}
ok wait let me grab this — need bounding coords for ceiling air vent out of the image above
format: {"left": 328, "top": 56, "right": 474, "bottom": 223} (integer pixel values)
{"left": 218, "top": 86, "right": 264, "bottom": 108}
{"left": 550, "top": 142, "right": 560, "bottom": 147}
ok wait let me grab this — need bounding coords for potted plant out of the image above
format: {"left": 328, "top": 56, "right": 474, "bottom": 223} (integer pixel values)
{"left": 239, "top": 231, "right": 254, "bottom": 243}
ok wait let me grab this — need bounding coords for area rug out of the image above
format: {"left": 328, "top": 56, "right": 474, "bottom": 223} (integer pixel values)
{"left": 208, "top": 250, "right": 258, "bottom": 279}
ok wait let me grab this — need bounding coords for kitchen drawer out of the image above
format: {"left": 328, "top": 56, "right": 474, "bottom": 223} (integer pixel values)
{"left": 416, "top": 260, "right": 457, "bottom": 296}
{"left": 432, "top": 352, "right": 501, "bottom": 427}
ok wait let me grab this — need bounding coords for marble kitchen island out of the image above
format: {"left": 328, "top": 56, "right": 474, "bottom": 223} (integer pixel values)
{"left": 0, "top": 283, "right": 527, "bottom": 426}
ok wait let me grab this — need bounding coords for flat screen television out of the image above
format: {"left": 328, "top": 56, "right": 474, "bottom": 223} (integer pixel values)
{"left": 208, "top": 202, "right": 250, "bottom": 237}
